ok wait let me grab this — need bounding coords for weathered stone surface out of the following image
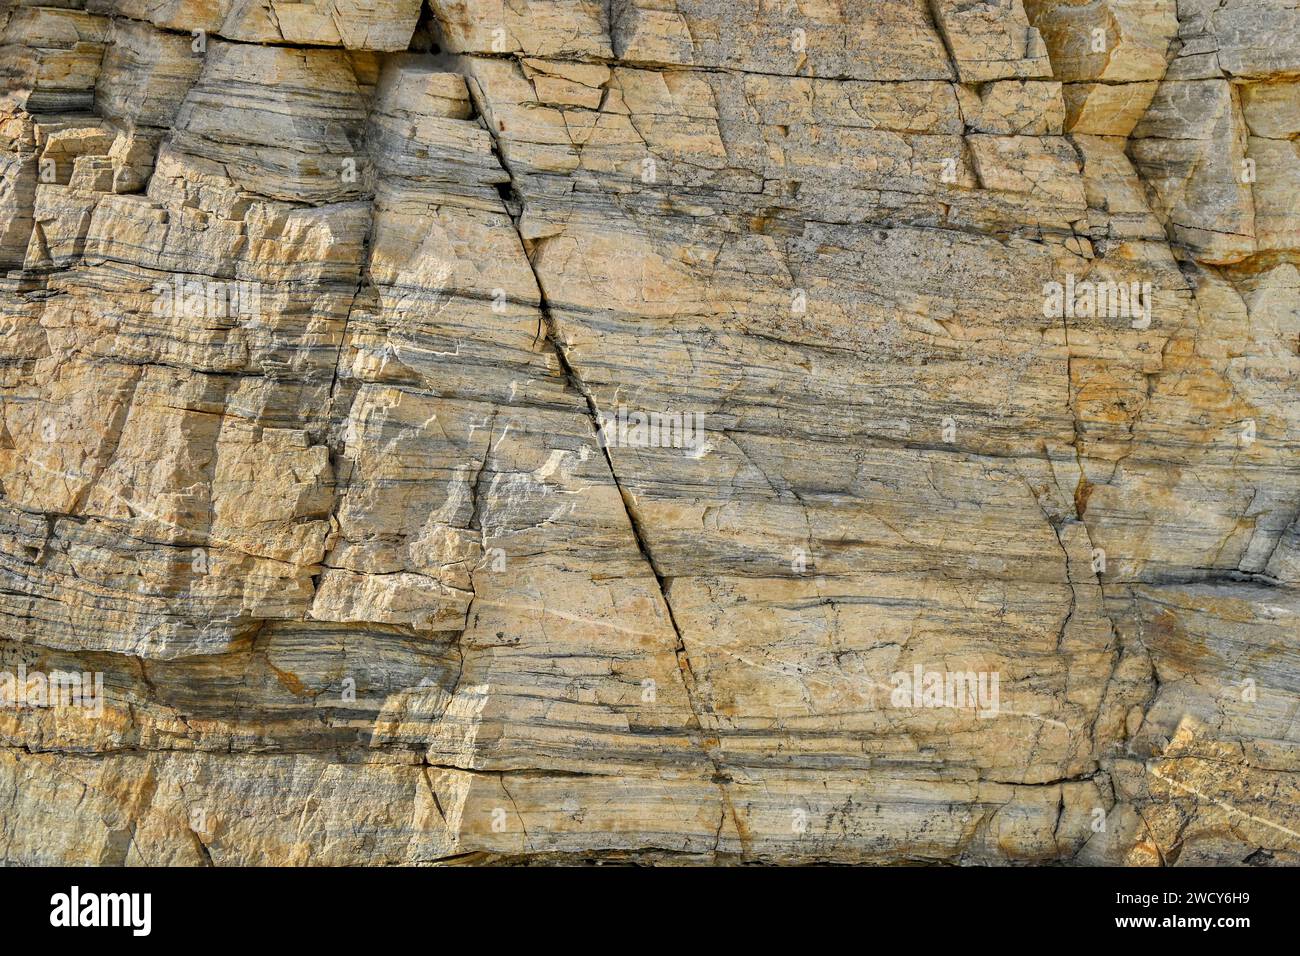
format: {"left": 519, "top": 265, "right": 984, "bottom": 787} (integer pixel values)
{"left": 1, "top": 5, "right": 109, "bottom": 112}
{"left": 0, "top": 0, "right": 1296, "bottom": 866}
{"left": 91, "top": 0, "right": 423, "bottom": 51}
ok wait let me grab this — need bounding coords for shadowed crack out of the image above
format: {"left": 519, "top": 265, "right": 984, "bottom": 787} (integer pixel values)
{"left": 462, "top": 62, "right": 739, "bottom": 856}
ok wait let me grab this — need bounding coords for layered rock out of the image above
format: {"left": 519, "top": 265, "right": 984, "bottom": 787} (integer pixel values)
{"left": 0, "top": 0, "right": 1296, "bottom": 865}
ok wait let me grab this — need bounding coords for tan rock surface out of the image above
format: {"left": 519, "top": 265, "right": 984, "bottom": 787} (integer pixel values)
{"left": 0, "top": 0, "right": 1296, "bottom": 866}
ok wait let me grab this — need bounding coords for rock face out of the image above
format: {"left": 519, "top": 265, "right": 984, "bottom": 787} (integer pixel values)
{"left": 0, "top": 0, "right": 1297, "bottom": 866}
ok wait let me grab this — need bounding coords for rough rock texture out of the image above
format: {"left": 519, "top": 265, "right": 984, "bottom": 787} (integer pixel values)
{"left": 0, "top": 0, "right": 1297, "bottom": 865}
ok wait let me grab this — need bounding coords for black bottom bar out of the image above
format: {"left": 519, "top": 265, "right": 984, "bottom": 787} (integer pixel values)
{"left": 0, "top": 865, "right": 1276, "bottom": 942}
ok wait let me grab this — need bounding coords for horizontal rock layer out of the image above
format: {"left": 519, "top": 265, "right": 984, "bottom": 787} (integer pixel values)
{"left": 0, "top": 0, "right": 1297, "bottom": 865}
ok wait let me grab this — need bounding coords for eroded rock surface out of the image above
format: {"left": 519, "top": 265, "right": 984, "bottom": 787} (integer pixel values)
{"left": 0, "top": 0, "right": 1296, "bottom": 865}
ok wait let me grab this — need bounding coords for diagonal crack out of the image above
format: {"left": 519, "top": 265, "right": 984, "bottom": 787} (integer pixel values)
{"left": 465, "top": 62, "right": 738, "bottom": 855}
